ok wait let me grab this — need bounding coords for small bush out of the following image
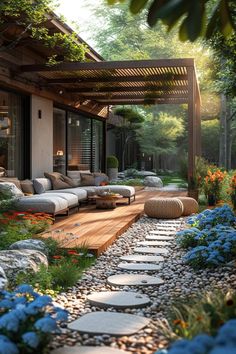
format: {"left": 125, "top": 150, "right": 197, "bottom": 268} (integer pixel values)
{"left": 107, "top": 155, "right": 119, "bottom": 168}
{"left": 0, "top": 226, "right": 32, "bottom": 250}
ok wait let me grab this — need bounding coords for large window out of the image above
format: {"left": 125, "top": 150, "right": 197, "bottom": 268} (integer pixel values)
{"left": 0, "top": 89, "right": 28, "bottom": 179}
{"left": 53, "top": 108, "right": 104, "bottom": 173}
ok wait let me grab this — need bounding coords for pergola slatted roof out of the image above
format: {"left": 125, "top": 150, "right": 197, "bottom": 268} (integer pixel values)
{"left": 20, "top": 58, "right": 200, "bottom": 181}
{"left": 20, "top": 58, "right": 200, "bottom": 106}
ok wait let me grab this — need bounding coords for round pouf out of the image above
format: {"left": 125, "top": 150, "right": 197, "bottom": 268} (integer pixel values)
{"left": 176, "top": 196, "right": 199, "bottom": 216}
{"left": 144, "top": 198, "right": 184, "bottom": 219}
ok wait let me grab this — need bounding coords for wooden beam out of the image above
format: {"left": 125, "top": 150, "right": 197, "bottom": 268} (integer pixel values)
{"left": 20, "top": 58, "right": 195, "bottom": 72}
{"left": 45, "top": 74, "right": 188, "bottom": 84}
{"left": 196, "top": 84, "right": 201, "bottom": 156}
{"left": 79, "top": 93, "right": 189, "bottom": 100}
{"left": 98, "top": 98, "right": 188, "bottom": 105}
{"left": 187, "top": 67, "right": 196, "bottom": 184}
{"left": 66, "top": 85, "right": 188, "bottom": 93}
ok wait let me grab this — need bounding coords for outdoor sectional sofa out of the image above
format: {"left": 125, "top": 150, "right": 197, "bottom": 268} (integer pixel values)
{"left": 0, "top": 175, "right": 135, "bottom": 217}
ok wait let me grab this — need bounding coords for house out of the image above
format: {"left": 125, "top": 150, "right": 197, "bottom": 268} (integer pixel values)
{"left": 0, "top": 11, "right": 201, "bottom": 183}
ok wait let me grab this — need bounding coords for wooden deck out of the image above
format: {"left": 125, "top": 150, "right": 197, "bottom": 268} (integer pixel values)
{"left": 45, "top": 190, "right": 186, "bottom": 256}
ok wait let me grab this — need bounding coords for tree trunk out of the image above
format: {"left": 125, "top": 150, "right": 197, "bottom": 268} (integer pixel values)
{"left": 219, "top": 94, "right": 227, "bottom": 168}
{"left": 226, "top": 104, "right": 232, "bottom": 170}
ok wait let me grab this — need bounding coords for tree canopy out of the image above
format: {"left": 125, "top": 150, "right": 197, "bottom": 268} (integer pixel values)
{"left": 0, "top": 0, "right": 86, "bottom": 63}
{"left": 107, "top": 0, "right": 235, "bottom": 42}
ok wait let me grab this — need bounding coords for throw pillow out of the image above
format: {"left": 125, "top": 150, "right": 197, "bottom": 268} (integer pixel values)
{"left": 44, "top": 172, "right": 77, "bottom": 190}
{"left": 80, "top": 174, "right": 95, "bottom": 186}
{"left": 20, "top": 180, "right": 35, "bottom": 195}
{"left": 0, "top": 182, "right": 24, "bottom": 197}
{"left": 33, "top": 178, "right": 52, "bottom": 194}
{"left": 0, "top": 178, "right": 22, "bottom": 190}
{"left": 93, "top": 172, "right": 109, "bottom": 186}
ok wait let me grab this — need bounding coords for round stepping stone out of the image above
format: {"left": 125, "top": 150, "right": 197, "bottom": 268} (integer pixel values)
{"left": 107, "top": 274, "right": 164, "bottom": 287}
{"left": 118, "top": 262, "right": 161, "bottom": 271}
{"left": 87, "top": 291, "right": 151, "bottom": 308}
{"left": 150, "top": 230, "right": 176, "bottom": 235}
{"left": 51, "top": 346, "right": 130, "bottom": 354}
{"left": 146, "top": 235, "right": 174, "bottom": 241}
{"left": 67, "top": 312, "right": 150, "bottom": 336}
{"left": 137, "top": 241, "right": 171, "bottom": 246}
{"left": 154, "top": 226, "right": 176, "bottom": 230}
{"left": 134, "top": 247, "right": 169, "bottom": 255}
{"left": 120, "top": 255, "right": 164, "bottom": 263}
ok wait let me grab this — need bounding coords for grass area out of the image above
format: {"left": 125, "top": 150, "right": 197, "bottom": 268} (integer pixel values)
{"left": 160, "top": 175, "right": 187, "bottom": 187}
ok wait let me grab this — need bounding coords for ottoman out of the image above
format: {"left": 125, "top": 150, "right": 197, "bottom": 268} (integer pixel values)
{"left": 144, "top": 198, "right": 184, "bottom": 219}
{"left": 176, "top": 196, "right": 199, "bottom": 216}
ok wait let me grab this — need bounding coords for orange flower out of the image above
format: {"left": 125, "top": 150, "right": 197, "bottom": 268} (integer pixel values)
{"left": 71, "top": 259, "right": 79, "bottom": 264}
{"left": 52, "top": 255, "right": 63, "bottom": 259}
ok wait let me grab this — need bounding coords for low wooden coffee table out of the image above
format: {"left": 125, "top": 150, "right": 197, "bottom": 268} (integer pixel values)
{"left": 94, "top": 194, "right": 123, "bottom": 209}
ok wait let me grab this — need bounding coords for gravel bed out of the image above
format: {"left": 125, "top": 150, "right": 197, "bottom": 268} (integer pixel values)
{"left": 50, "top": 216, "right": 236, "bottom": 354}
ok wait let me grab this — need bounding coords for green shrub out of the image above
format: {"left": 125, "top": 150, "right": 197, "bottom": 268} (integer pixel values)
{"left": 110, "top": 178, "right": 143, "bottom": 186}
{"left": 15, "top": 265, "right": 55, "bottom": 293}
{"left": 50, "top": 260, "right": 82, "bottom": 289}
{"left": 165, "top": 290, "right": 236, "bottom": 340}
{"left": 107, "top": 155, "right": 119, "bottom": 168}
{"left": 0, "top": 226, "right": 32, "bottom": 250}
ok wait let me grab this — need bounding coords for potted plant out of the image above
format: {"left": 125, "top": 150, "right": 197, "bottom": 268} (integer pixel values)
{"left": 106, "top": 155, "right": 119, "bottom": 181}
{"left": 203, "top": 169, "right": 226, "bottom": 206}
{"left": 229, "top": 174, "right": 236, "bottom": 211}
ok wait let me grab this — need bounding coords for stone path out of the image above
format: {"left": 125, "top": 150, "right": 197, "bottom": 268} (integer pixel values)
{"left": 52, "top": 218, "right": 182, "bottom": 353}
{"left": 52, "top": 346, "right": 130, "bottom": 354}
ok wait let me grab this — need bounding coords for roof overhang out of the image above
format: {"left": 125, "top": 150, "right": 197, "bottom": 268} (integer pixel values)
{"left": 19, "top": 58, "right": 200, "bottom": 109}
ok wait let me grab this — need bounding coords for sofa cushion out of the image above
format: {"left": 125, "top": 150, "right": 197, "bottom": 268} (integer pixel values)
{"left": 80, "top": 174, "right": 96, "bottom": 186}
{"left": 43, "top": 193, "right": 78, "bottom": 208}
{"left": 20, "top": 179, "right": 35, "bottom": 195}
{"left": 97, "top": 185, "right": 135, "bottom": 197}
{"left": 0, "top": 182, "right": 24, "bottom": 197}
{"left": 16, "top": 195, "right": 68, "bottom": 214}
{"left": 0, "top": 167, "right": 7, "bottom": 177}
{"left": 44, "top": 172, "right": 77, "bottom": 190}
{"left": 46, "top": 188, "right": 87, "bottom": 200}
{"left": 33, "top": 178, "right": 52, "bottom": 194}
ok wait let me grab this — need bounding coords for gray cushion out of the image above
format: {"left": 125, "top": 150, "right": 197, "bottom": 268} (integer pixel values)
{"left": 16, "top": 195, "right": 68, "bottom": 214}
{"left": 97, "top": 185, "right": 135, "bottom": 197}
{"left": 46, "top": 188, "right": 87, "bottom": 200}
{"left": 43, "top": 192, "right": 78, "bottom": 208}
{"left": 0, "top": 182, "right": 24, "bottom": 197}
{"left": 33, "top": 178, "right": 52, "bottom": 194}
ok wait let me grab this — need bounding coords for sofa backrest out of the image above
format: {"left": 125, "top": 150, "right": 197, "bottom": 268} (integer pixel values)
{"left": 33, "top": 178, "right": 52, "bottom": 194}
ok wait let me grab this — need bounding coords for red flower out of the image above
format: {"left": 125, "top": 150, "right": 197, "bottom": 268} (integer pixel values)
{"left": 67, "top": 250, "right": 80, "bottom": 256}
{"left": 52, "top": 255, "right": 63, "bottom": 259}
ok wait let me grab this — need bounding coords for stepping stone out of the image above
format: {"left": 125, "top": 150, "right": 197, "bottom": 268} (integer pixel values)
{"left": 134, "top": 247, "right": 169, "bottom": 255}
{"left": 146, "top": 235, "right": 174, "bottom": 241}
{"left": 137, "top": 241, "right": 171, "bottom": 246}
{"left": 150, "top": 230, "right": 176, "bottom": 235}
{"left": 154, "top": 226, "right": 176, "bottom": 230}
{"left": 107, "top": 274, "right": 164, "bottom": 287}
{"left": 120, "top": 255, "right": 164, "bottom": 263}
{"left": 87, "top": 291, "right": 151, "bottom": 308}
{"left": 51, "top": 346, "right": 130, "bottom": 354}
{"left": 68, "top": 312, "right": 150, "bottom": 336}
{"left": 118, "top": 262, "right": 161, "bottom": 271}
{"left": 158, "top": 220, "right": 182, "bottom": 224}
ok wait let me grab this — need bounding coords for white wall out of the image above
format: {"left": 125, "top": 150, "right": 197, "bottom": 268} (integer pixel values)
{"left": 31, "top": 95, "right": 53, "bottom": 178}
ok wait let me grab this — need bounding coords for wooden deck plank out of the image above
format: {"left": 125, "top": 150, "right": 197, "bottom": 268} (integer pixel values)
{"left": 43, "top": 190, "right": 186, "bottom": 255}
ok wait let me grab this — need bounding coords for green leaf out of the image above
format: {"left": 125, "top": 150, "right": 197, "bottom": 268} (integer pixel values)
{"left": 148, "top": 0, "right": 186, "bottom": 27}
{"left": 130, "top": 0, "right": 149, "bottom": 14}
{"left": 179, "top": 17, "right": 188, "bottom": 42}
{"left": 185, "top": 1, "right": 204, "bottom": 41}
{"left": 219, "top": 0, "right": 234, "bottom": 37}
{"left": 206, "top": 1, "right": 220, "bottom": 39}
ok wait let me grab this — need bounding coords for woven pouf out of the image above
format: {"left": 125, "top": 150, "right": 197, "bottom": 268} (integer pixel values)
{"left": 176, "top": 196, "right": 199, "bottom": 216}
{"left": 144, "top": 198, "right": 184, "bottom": 219}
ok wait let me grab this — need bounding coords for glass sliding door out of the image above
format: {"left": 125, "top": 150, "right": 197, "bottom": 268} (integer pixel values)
{"left": 0, "top": 89, "right": 27, "bottom": 179}
{"left": 92, "top": 119, "right": 103, "bottom": 172}
{"left": 67, "top": 112, "right": 92, "bottom": 171}
{"left": 53, "top": 108, "right": 66, "bottom": 174}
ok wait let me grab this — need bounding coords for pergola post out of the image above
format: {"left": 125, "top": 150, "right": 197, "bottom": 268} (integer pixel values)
{"left": 187, "top": 67, "right": 196, "bottom": 185}
{"left": 196, "top": 85, "right": 201, "bottom": 156}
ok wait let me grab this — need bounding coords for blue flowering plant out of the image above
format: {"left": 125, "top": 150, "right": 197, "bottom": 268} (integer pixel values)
{"left": 187, "top": 205, "right": 236, "bottom": 230}
{"left": 155, "top": 319, "right": 236, "bottom": 354}
{"left": 0, "top": 284, "right": 68, "bottom": 354}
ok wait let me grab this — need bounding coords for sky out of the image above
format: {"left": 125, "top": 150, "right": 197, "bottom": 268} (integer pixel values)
{"left": 57, "top": 0, "right": 103, "bottom": 47}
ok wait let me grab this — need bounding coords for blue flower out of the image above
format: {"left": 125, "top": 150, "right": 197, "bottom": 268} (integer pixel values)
{"left": 22, "top": 332, "right": 40, "bottom": 349}
{"left": 0, "top": 312, "right": 19, "bottom": 332}
{"left": 0, "top": 339, "right": 19, "bottom": 354}
{"left": 34, "top": 317, "right": 58, "bottom": 333}
{"left": 210, "top": 347, "right": 236, "bottom": 354}
{"left": 0, "top": 299, "right": 13, "bottom": 309}
{"left": 15, "top": 284, "right": 34, "bottom": 294}
{"left": 55, "top": 310, "right": 68, "bottom": 321}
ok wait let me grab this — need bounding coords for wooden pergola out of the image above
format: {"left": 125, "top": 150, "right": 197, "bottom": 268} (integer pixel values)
{"left": 20, "top": 58, "right": 201, "bottom": 181}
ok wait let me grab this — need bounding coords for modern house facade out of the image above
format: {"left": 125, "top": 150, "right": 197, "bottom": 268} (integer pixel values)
{"left": 0, "top": 14, "right": 107, "bottom": 180}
